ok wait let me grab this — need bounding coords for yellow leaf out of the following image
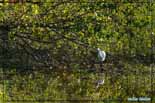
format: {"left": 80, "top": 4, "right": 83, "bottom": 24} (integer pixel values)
{"left": 32, "top": 5, "right": 39, "bottom": 15}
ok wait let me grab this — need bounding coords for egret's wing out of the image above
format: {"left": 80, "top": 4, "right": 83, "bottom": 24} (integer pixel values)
{"left": 101, "top": 51, "right": 106, "bottom": 58}
{"left": 99, "top": 51, "right": 106, "bottom": 61}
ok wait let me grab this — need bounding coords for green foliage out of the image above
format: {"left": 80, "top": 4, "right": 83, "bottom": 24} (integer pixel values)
{"left": 0, "top": 1, "right": 155, "bottom": 102}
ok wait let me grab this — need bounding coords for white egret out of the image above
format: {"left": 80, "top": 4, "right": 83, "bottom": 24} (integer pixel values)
{"left": 97, "top": 48, "right": 106, "bottom": 62}
{"left": 96, "top": 48, "right": 106, "bottom": 88}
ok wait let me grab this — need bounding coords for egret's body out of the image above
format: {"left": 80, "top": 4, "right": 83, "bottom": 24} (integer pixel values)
{"left": 97, "top": 48, "right": 106, "bottom": 62}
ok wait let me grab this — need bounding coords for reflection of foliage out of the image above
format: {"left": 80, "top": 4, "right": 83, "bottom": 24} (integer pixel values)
{"left": 3, "top": 63, "right": 155, "bottom": 101}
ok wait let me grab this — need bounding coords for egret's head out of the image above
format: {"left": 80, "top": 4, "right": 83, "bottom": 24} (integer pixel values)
{"left": 97, "top": 48, "right": 100, "bottom": 51}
